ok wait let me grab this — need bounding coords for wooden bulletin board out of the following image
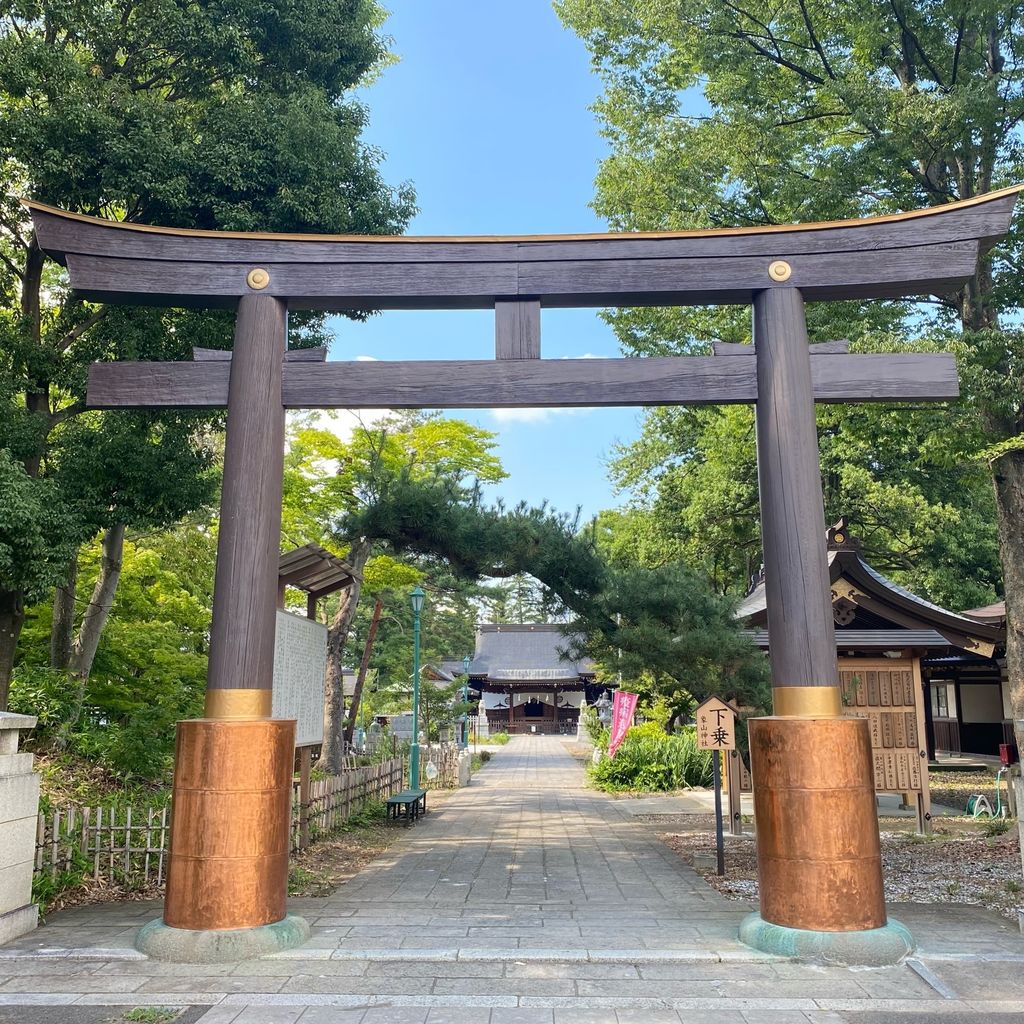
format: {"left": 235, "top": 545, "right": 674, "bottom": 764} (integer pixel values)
{"left": 839, "top": 657, "right": 931, "bottom": 833}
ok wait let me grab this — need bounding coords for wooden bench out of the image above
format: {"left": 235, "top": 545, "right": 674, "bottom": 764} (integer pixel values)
{"left": 386, "top": 788, "right": 427, "bottom": 826}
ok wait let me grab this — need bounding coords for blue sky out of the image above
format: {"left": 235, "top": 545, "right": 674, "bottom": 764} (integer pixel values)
{"left": 324, "top": 1, "right": 643, "bottom": 521}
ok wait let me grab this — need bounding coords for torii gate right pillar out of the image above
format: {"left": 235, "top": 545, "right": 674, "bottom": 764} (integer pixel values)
{"left": 741, "top": 286, "right": 913, "bottom": 964}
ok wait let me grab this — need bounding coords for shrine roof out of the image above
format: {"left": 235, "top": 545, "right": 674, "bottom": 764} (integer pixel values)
{"left": 737, "top": 540, "right": 1003, "bottom": 657}
{"left": 961, "top": 600, "right": 1006, "bottom": 626}
{"left": 463, "top": 623, "right": 595, "bottom": 681}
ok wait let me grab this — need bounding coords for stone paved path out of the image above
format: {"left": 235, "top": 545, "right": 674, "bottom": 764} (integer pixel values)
{"left": 1, "top": 735, "right": 1023, "bottom": 1023}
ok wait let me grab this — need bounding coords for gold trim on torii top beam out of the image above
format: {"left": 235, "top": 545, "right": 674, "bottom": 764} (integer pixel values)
{"left": 20, "top": 186, "right": 1024, "bottom": 243}
{"left": 21, "top": 187, "right": 1022, "bottom": 311}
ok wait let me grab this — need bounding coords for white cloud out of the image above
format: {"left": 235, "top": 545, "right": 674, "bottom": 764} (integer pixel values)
{"left": 288, "top": 407, "right": 391, "bottom": 443}
{"left": 354, "top": 354, "right": 378, "bottom": 361}
{"left": 489, "top": 406, "right": 586, "bottom": 424}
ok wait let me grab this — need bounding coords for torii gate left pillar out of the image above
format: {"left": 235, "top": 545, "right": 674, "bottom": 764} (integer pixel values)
{"left": 140, "top": 293, "right": 310, "bottom": 960}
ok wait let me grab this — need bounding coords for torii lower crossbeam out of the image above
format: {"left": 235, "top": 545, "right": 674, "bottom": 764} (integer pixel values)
{"left": 86, "top": 351, "right": 959, "bottom": 409}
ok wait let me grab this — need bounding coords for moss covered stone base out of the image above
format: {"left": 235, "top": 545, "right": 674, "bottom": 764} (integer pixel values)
{"left": 739, "top": 912, "right": 914, "bottom": 966}
{"left": 135, "top": 914, "right": 311, "bottom": 963}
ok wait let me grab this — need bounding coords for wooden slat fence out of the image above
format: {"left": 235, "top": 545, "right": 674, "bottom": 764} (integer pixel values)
{"left": 420, "top": 743, "right": 460, "bottom": 790}
{"left": 291, "top": 758, "right": 405, "bottom": 852}
{"left": 35, "top": 804, "right": 171, "bottom": 888}
{"left": 34, "top": 757, "right": 406, "bottom": 888}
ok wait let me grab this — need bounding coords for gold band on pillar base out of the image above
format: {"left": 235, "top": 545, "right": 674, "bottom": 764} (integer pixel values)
{"left": 772, "top": 685, "right": 842, "bottom": 718}
{"left": 204, "top": 688, "right": 272, "bottom": 720}
{"left": 749, "top": 715, "right": 886, "bottom": 931}
{"left": 164, "top": 718, "right": 295, "bottom": 930}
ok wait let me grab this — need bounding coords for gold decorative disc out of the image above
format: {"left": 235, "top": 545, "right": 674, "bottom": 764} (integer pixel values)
{"left": 767, "top": 260, "right": 792, "bottom": 282}
{"left": 246, "top": 267, "right": 271, "bottom": 290}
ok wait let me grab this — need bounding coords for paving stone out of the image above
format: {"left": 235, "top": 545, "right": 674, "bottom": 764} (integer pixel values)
{"left": 297, "top": 1010, "right": 368, "bottom": 1024}
{"left": 231, "top": 1009, "right": 304, "bottom": 1024}
{"left": 359, "top": 1010, "right": 429, "bottom": 1024}
{"left": 0, "top": 975, "right": 147, "bottom": 993}
{"left": 196, "top": 1010, "right": 244, "bottom": 1024}
{"left": 432, "top": 979, "right": 576, "bottom": 997}
{"left": 551, "top": 1011, "right": 618, "bottom": 1024}
{"left": 422, "top": 1009, "right": 490, "bottom": 1024}
{"left": 490, "top": 1010, "right": 555, "bottom": 1024}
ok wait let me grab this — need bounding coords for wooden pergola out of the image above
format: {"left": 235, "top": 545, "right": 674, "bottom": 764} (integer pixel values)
{"left": 277, "top": 543, "right": 359, "bottom": 618}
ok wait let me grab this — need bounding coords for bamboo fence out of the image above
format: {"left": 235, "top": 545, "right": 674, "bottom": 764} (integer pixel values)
{"left": 34, "top": 757, "right": 406, "bottom": 889}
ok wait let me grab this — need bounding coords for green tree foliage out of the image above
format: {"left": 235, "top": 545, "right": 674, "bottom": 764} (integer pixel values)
{"left": 11, "top": 522, "right": 216, "bottom": 779}
{"left": 557, "top": 0, "right": 1022, "bottom": 621}
{"left": 0, "top": 0, "right": 415, "bottom": 705}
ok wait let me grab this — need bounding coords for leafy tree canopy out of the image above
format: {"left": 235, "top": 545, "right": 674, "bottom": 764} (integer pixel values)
{"left": 558, "top": 0, "right": 1022, "bottom": 614}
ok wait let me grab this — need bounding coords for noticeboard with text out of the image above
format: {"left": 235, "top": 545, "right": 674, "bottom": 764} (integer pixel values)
{"left": 840, "top": 660, "right": 929, "bottom": 796}
{"left": 272, "top": 609, "right": 327, "bottom": 748}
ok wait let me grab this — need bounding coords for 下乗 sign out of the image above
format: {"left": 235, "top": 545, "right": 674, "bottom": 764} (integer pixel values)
{"left": 695, "top": 696, "right": 737, "bottom": 751}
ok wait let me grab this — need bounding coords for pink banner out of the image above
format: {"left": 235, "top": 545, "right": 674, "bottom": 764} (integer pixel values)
{"left": 608, "top": 690, "right": 639, "bottom": 759}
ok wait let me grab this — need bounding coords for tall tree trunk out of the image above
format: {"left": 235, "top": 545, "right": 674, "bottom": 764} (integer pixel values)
{"left": 50, "top": 552, "right": 79, "bottom": 670}
{"left": 56, "top": 524, "right": 125, "bottom": 746}
{"left": 0, "top": 590, "right": 26, "bottom": 711}
{"left": 344, "top": 597, "right": 383, "bottom": 746}
{"left": 992, "top": 449, "right": 1024, "bottom": 870}
{"left": 321, "top": 538, "right": 371, "bottom": 774}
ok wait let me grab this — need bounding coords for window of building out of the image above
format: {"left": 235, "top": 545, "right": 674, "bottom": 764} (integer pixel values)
{"left": 930, "top": 682, "right": 956, "bottom": 720}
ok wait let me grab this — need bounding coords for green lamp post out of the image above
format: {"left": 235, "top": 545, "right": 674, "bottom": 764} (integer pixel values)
{"left": 409, "top": 585, "right": 425, "bottom": 789}
{"left": 461, "top": 653, "right": 471, "bottom": 749}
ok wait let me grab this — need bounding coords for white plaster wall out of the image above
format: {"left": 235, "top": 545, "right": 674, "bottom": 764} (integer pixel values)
{"left": 0, "top": 713, "right": 39, "bottom": 944}
{"left": 959, "top": 684, "right": 1004, "bottom": 724}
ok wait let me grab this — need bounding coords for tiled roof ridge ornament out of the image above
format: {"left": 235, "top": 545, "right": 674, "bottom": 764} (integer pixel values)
{"left": 827, "top": 516, "right": 861, "bottom": 551}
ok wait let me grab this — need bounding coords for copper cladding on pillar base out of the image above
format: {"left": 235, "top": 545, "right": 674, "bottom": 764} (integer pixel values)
{"left": 749, "top": 715, "right": 886, "bottom": 932}
{"left": 163, "top": 718, "right": 295, "bottom": 931}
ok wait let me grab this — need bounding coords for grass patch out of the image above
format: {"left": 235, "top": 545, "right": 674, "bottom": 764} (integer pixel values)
{"left": 119, "top": 1008, "right": 181, "bottom": 1023}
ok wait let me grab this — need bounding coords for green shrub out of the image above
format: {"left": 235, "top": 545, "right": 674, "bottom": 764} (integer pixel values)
{"left": 981, "top": 816, "right": 1011, "bottom": 837}
{"left": 588, "top": 728, "right": 712, "bottom": 792}
{"left": 488, "top": 732, "right": 510, "bottom": 745}
{"left": 579, "top": 703, "right": 605, "bottom": 746}
{"left": 624, "top": 721, "right": 666, "bottom": 742}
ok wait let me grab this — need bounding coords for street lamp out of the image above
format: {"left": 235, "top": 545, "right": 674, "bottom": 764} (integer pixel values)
{"left": 409, "top": 585, "right": 425, "bottom": 789}
{"left": 461, "top": 654, "right": 471, "bottom": 749}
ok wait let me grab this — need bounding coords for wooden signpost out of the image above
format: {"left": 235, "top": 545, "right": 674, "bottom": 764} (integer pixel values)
{"left": 22, "top": 187, "right": 1020, "bottom": 959}
{"left": 695, "top": 696, "right": 737, "bottom": 876}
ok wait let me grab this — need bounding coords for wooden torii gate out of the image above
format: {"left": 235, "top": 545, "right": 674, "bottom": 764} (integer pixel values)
{"left": 25, "top": 187, "right": 1020, "bottom": 961}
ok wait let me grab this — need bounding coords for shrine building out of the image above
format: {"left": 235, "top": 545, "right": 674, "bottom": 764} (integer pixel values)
{"left": 447, "top": 623, "right": 603, "bottom": 735}
{"left": 739, "top": 520, "right": 1011, "bottom": 762}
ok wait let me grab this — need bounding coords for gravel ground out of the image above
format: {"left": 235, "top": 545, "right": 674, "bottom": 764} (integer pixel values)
{"left": 661, "top": 818, "right": 1024, "bottom": 921}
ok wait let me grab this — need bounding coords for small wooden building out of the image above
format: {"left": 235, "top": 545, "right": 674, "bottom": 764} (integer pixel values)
{"left": 453, "top": 624, "right": 600, "bottom": 735}
{"left": 738, "top": 522, "right": 1009, "bottom": 762}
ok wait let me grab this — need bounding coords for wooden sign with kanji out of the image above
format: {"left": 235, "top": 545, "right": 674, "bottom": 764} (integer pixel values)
{"left": 695, "top": 696, "right": 737, "bottom": 751}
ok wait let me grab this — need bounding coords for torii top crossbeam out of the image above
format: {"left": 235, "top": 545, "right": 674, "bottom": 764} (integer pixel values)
{"left": 23, "top": 187, "right": 1022, "bottom": 411}
{"left": 25, "top": 186, "right": 1020, "bottom": 309}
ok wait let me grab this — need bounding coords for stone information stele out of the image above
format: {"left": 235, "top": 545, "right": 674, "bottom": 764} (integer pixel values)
{"left": 272, "top": 609, "right": 327, "bottom": 748}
